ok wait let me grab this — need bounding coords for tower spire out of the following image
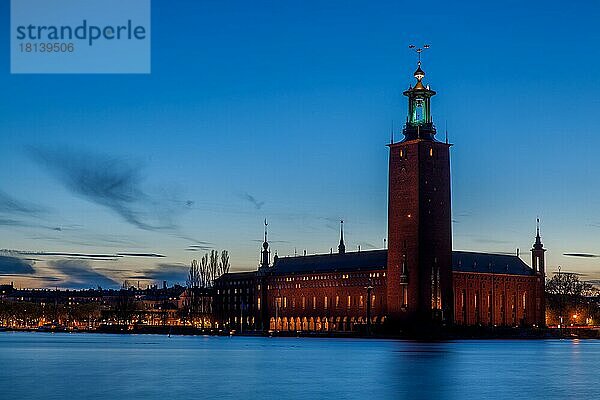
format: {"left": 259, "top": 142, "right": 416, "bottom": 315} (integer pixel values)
{"left": 534, "top": 217, "right": 543, "bottom": 248}
{"left": 260, "top": 219, "right": 270, "bottom": 268}
{"left": 531, "top": 217, "right": 547, "bottom": 325}
{"left": 338, "top": 220, "right": 346, "bottom": 254}
{"left": 531, "top": 217, "right": 545, "bottom": 274}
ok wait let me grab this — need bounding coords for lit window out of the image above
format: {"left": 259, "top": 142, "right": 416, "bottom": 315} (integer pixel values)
{"left": 313, "top": 296, "right": 316, "bottom": 309}
{"left": 429, "top": 148, "right": 433, "bottom": 157}
{"left": 359, "top": 295, "right": 364, "bottom": 308}
{"left": 324, "top": 296, "right": 328, "bottom": 309}
{"left": 336, "top": 295, "right": 339, "bottom": 308}
{"left": 257, "top": 297, "right": 261, "bottom": 310}
{"left": 347, "top": 295, "right": 351, "bottom": 308}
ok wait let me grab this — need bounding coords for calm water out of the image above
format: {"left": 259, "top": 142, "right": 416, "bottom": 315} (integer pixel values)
{"left": 0, "top": 332, "right": 597, "bottom": 400}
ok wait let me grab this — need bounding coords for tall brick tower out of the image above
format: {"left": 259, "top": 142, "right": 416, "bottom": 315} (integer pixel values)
{"left": 531, "top": 219, "right": 546, "bottom": 326}
{"left": 387, "top": 52, "right": 453, "bottom": 325}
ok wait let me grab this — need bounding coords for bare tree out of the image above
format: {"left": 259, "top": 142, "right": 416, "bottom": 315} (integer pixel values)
{"left": 182, "top": 249, "right": 230, "bottom": 329}
{"left": 546, "top": 272, "right": 596, "bottom": 325}
{"left": 185, "top": 260, "right": 202, "bottom": 326}
{"left": 219, "top": 250, "right": 230, "bottom": 276}
{"left": 200, "top": 253, "right": 209, "bottom": 288}
{"left": 209, "top": 250, "right": 219, "bottom": 287}
{"left": 546, "top": 272, "right": 594, "bottom": 298}
{"left": 187, "top": 259, "right": 201, "bottom": 289}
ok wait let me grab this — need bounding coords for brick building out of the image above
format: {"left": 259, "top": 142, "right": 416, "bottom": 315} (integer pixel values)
{"left": 213, "top": 57, "right": 546, "bottom": 332}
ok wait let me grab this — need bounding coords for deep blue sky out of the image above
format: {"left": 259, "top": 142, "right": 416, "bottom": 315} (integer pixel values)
{"left": 1, "top": 0, "right": 600, "bottom": 288}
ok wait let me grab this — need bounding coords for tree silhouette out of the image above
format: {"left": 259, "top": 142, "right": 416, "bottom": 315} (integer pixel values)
{"left": 219, "top": 250, "right": 230, "bottom": 276}
{"left": 546, "top": 272, "right": 596, "bottom": 325}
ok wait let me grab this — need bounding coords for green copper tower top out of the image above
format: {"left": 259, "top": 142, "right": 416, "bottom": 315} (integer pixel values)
{"left": 403, "top": 44, "right": 437, "bottom": 141}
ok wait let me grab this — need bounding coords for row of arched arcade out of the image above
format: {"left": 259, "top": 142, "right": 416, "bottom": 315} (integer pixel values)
{"left": 269, "top": 316, "right": 385, "bottom": 332}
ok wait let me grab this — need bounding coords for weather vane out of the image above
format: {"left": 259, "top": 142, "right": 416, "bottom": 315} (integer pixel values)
{"left": 408, "top": 44, "right": 430, "bottom": 65}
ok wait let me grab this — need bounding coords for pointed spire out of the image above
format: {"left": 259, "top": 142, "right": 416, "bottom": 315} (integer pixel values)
{"left": 260, "top": 219, "right": 270, "bottom": 268}
{"left": 533, "top": 217, "right": 544, "bottom": 250}
{"left": 338, "top": 220, "right": 346, "bottom": 254}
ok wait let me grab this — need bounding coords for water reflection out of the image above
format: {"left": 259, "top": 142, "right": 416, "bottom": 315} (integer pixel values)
{"left": 0, "top": 333, "right": 598, "bottom": 400}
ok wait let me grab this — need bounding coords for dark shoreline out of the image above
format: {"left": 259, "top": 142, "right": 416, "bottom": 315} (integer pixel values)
{"left": 2, "top": 325, "right": 598, "bottom": 340}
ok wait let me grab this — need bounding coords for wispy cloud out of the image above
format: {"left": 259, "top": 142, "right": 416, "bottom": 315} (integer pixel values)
{"left": 47, "top": 259, "right": 119, "bottom": 289}
{"left": 0, "top": 191, "right": 59, "bottom": 233}
{"left": 317, "top": 216, "right": 344, "bottom": 232}
{"left": 116, "top": 253, "right": 165, "bottom": 258}
{"left": 185, "top": 247, "right": 212, "bottom": 252}
{"left": 2, "top": 249, "right": 166, "bottom": 260}
{"left": 473, "top": 237, "right": 512, "bottom": 245}
{"left": 184, "top": 243, "right": 213, "bottom": 251}
{"left": 251, "top": 239, "right": 290, "bottom": 244}
{"left": 0, "top": 190, "right": 46, "bottom": 216}
{"left": 356, "top": 241, "right": 377, "bottom": 250}
{"left": 0, "top": 218, "right": 62, "bottom": 231}
{"left": 241, "top": 193, "right": 265, "bottom": 210}
{"left": 29, "top": 147, "right": 179, "bottom": 231}
{"left": 548, "top": 269, "right": 587, "bottom": 276}
{"left": 9, "top": 251, "right": 118, "bottom": 258}
{"left": 563, "top": 253, "right": 600, "bottom": 258}
{"left": 176, "top": 235, "right": 213, "bottom": 246}
{"left": 130, "top": 263, "right": 189, "bottom": 284}
{"left": 26, "top": 232, "right": 140, "bottom": 248}
{"left": 0, "top": 256, "right": 35, "bottom": 275}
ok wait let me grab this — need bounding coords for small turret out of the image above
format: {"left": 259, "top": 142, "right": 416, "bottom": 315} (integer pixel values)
{"left": 260, "top": 219, "right": 270, "bottom": 268}
{"left": 338, "top": 220, "right": 346, "bottom": 254}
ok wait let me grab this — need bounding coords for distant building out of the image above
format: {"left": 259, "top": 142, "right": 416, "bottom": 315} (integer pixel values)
{"left": 213, "top": 57, "right": 546, "bottom": 332}
{"left": 0, "top": 282, "right": 14, "bottom": 296}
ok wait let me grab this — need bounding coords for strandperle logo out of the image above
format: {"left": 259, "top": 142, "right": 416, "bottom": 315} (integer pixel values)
{"left": 15, "top": 19, "right": 147, "bottom": 47}
{"left": 11, "top": 0, "right": 151, "bottom": 74}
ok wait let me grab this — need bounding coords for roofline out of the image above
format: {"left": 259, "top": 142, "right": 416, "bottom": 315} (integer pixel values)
{"left": 452, "top": 270, "right": 537, "bottom": 278}
{"left": 275, "top": 248, "right": 386, "bottom": 261}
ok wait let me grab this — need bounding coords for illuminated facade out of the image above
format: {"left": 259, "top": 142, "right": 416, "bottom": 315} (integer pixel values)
{"left": 213, "top": 59, "right": 546, "bottom": 333}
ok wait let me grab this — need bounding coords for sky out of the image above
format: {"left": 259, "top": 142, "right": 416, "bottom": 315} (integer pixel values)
{"left": 1, "top": 0, "right": 600, "bottom": 289}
